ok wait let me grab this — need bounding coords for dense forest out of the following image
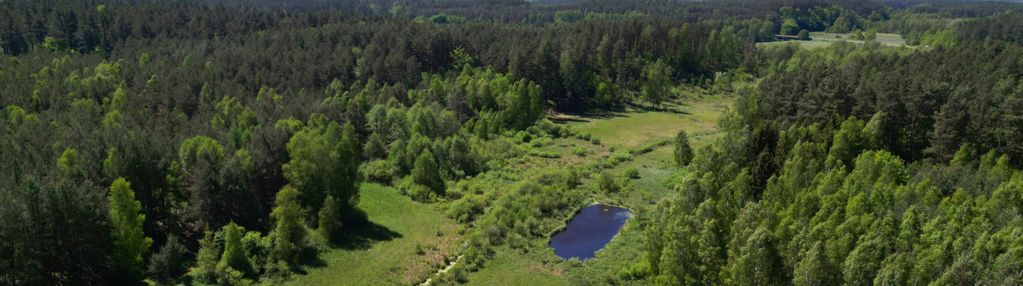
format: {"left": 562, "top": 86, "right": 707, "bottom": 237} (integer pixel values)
{"left": 2, "top": 0, "right": 1022, "bottom": 285}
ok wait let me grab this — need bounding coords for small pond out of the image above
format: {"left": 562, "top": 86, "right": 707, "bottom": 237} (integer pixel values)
{"left": 549, "top": 204, "right": 632, "bottom": 260}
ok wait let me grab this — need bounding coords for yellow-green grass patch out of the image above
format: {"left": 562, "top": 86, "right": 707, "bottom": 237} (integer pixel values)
{"left": 756, "top": 32, "right": 909, "bottom": 50}
{"left": 464, "top": 246, "right": 572, "bottom": 286}
{"left": 559, "top": 97, "right": 730, "bottom": 149}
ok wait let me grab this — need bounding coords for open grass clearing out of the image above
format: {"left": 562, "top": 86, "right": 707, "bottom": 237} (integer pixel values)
{"left": 287, "top": 183, "right": 460, "bottom": 286}
{"left": 556, "top": 97, "right": 730, "bottom": 149}
{"left": 757, "top": 32, "right": 909, "bottom": 50}
{"left": 464, "top": 246, "right": 572, "bottom": 286}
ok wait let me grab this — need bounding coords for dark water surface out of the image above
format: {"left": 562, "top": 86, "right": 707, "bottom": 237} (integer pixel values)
{"left": 549, "top": 204, "right": 632, "bottom": 260}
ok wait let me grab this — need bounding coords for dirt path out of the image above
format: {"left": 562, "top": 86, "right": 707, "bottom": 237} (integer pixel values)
{"left": 419, "top": 255, "right": 464, "bottom": 286}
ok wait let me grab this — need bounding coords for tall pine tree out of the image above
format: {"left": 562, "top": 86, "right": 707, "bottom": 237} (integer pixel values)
{"left": 675, "top": 130, "right": 694, "bottom": 167}
{"left": 217, "top": 222, "right": 253, "bottom": 276}
{"left": 271, "top": 186, "right": 308, "bottom": 268}
{"left": 107, "top": 178, "right": 153, "bottom": 282}
{"left": 412, "top": 149, "right": 445, "bottom": 195}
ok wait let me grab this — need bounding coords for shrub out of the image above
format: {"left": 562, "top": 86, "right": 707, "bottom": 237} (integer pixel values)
{"left": 624, "top": 167, "right": 640, "bottom": 179}
{"left": 318, "top": 197, "right": 343, "bottom": 242}
{"left": 361, "top": 159, "right": 393, "bottom": 183}
{"left": 415, "top": 243, "right": 426, "bottom": 255}
{"left": 412, "top": 150, "right": 445, "bottom": 195}
{"left": 618, "top": 260, "right": 651, "bottom": 280}
{"left": 216, "top": 223, "right": 254, "bottom": 276}
{"left": 597, "top": 172, "right": 621, "bottom": 193}
{"left": 610, "top": 152, "right": 631, "bottom": 163}
{"left": 447, "top": 192, "right": 486, "bottom": 223}
{"left": 148, "top": 235, "right": 189, "bottom": 283}
{"left": 406, "top": 182, "right": 437, "bottom": 202}
{"left": 573, "top": 146, "right": 587, "bottom": 156}
{"left": 674, "top": 130, "right": 694, "bottom": 167}
{"left": 529, "top": 149, "right": 561, "bottom": 158}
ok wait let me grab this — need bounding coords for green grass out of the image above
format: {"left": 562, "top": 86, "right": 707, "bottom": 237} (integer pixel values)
{"left": 600, "top": 146, "right": 677, "bottom": 207}
{"left": 287, "top": 183, "right": 459, "bottom": 286}
{"left": 757, "top": 32, "right": 909, "bottom": 50}
{"left": 464, "top": 246, "right": 573, "bottom": 286}
{"left": 560, "top": 97, "right": 729, "bottom": 149}
{"left": 810, "top": 32, "right": 907, "bottom": 46}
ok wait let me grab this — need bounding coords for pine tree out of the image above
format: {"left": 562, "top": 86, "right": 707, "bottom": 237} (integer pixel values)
{"left": 318, "top": 196, "right": 343, "bottom": 242}
{"left": 107, "top": 178, "right": 153, "bottom": 282}
{"left": 727, "top": 227, "right": 783, "bottom": 285}
{"left": 217, "top": 222, "right": 253, "bottom": 276}
{"left": 640, "top": 60, "right": 672, "bottom": 106}
{"left": 412, "top": 149, "right": 445, "bottom": 195}
{"left": 271, "top": 186, "right": 308, "bottom": 267}
{"left": 364, "top": 132, "right": 387, "bottom": 160}
{"left": 596, "top": 171, "right": 620, "bottom": 193}
{"left": 57, "top": 147, "right": 79, "bottom": 175}
{"left": 794, "top": 241, "right": 833, "bottom": 286}
{"left": 1, "top": 17, "right": 28, "bottom": 55}
{"left": 188, "top": 230, "right": 220, "bottom": 283}
{"left": 674, "top": 130, "right": 694, "bottom": 167}
{"left": 147, "top": 235, "right": 188, "bottom": 283}
{"left": 873, "top": 253, "right": 910, "bottom": 286}
{"left": 842, "top": 238, "right": 886, "bottom": 286}
{"left": 336, "top": 123, "right": 362, "bottom": 208}
{"left": 826, "top": 117, "right": 867, "bottom": 168}
{"left": 798, "top": 29, "right": 810, "bottom": 40}
{"left": 284, "top": 115, "right": 362, "bottom": 222}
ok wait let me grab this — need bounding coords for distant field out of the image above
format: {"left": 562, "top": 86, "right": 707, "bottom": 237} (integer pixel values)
{"left": 287, "top": 184, "right": 459, "bottom": 286}
{"left": 757, "top": 32, "right": 909, "bottom": 49}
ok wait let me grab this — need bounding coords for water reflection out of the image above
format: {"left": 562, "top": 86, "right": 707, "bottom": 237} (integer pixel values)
{"left": 549, "top": 204, "right": 632, "bottom": 260}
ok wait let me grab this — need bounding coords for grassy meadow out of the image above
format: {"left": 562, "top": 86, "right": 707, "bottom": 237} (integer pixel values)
{"left": 287, "top": 184, "right": 460, "bottom": 286}
{"left": 756, "top": 32, "right": 909, "bottom": 50}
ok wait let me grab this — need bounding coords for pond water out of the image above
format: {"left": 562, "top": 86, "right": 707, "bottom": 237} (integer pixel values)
{"left": 549, "top": 204, "right": 632, "bottom": 260}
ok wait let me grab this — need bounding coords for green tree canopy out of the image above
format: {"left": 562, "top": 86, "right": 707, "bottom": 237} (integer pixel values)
{"left": 217, "top": 222, "right": 254, "bottom": 276}
{"left": 640, "top": 60, "right": 673, "bottom": 106}
{"left": 107, "top": 178, "right": 153, "bottom": 282}
{"left": 284, "top": 114, "right": 362, "bottom": 223}
{"left": 412, "top": 149, "right": 445, "bottom": 195}
{"left": 270, "top": 186, "right": 308, "bottom": 268}
{"left": 675, "top": 130, "right": 694, "bottom": 167}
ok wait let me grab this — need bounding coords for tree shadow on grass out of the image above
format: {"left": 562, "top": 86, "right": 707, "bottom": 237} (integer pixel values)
{"left": 298, "top": 210, "right": 403, "bottom": 272}
{"left": 331, "top": 220, "right": 402, "bottom": 250}
{"left": 551, "top": 108, "right": 630, "bottom": 123}
{"left": 549, "top": 117, "right": 590, "bottom": 124}
{"left": 575, "top": 108, "right": 628, "bottom": 119}
{"left": 628, "top": 102, "right": 693, "bottom": 115}
{"left": 296, "top": 248, "right": 327, "bottom": 274}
